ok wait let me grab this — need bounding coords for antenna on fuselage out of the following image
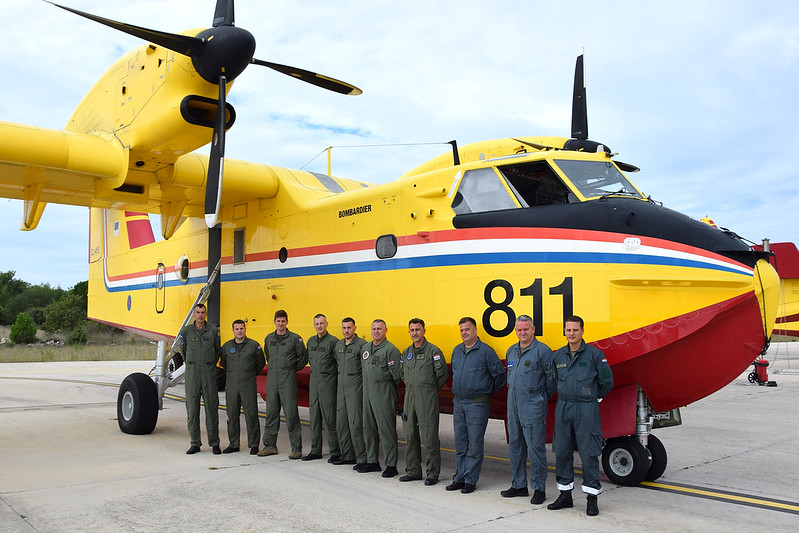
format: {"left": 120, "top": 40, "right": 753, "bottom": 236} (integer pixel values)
{"left": 448, "top": 140, "right": 460, "bottom": 166}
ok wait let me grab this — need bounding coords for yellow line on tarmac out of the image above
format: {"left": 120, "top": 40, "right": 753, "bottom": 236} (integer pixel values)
{"left": 640, "top": 480, "right": 799, "bottom": 514}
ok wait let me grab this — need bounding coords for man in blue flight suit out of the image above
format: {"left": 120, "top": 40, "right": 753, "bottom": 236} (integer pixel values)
{"left": 547, "top": 315, "right": 614, "bottom": 516}
{"left": 501, "top": 315, "right": 556, "bottom": 505}
{"left": 446, "top": 316, "right": 507, "bottom": 494}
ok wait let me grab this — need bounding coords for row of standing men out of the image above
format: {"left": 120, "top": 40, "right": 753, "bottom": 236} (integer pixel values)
{"left": 177, "top": 306, "right": 613, "bottom": 517}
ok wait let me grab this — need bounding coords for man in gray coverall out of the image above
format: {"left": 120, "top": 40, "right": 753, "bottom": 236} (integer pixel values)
{"left": 178, "top": 303, "right": 221, "bottom": 455}
{"left": 446, "top": 317, "right": 506, "bottom": 494}
{"left": 399, "top": 318, "right": 449, "bottom": 485}
{"left": 304, "top": 313, "right": 341, "bottom": 462}
{"left": 547, "top": 315, "right": 614, "bottom": 516}
{"left": 360, "top": 319, "right": 401, "bottom": 478}
{"left": 220, "top": 319, "right": 265, "bottom": 455}
{"left": 258, "top": 309, "right": 308, "bottom": 459}
{"left": 501, "top": 315, "right": 556, "bottom": 505}
{"left": 334, "top": 317, "right": 368, "bottom": 470}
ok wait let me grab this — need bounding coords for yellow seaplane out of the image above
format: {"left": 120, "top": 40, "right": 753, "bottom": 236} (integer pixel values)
{"left": 0, "top": 1, "right": 780, "bottom": 486}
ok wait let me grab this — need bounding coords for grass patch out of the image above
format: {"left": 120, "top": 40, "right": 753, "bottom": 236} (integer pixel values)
{"left": 0, "top": 325, "right": 157, "bottom": 363}
{"left": 1, "top": 343, "right": 157, "bottom": 363}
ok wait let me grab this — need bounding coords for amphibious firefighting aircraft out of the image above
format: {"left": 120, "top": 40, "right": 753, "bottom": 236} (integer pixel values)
{"left": 0, "top": 1, "right": 780, "bottom": 487}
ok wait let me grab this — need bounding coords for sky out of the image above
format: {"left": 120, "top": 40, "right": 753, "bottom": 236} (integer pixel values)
{"left": 1, "top": 0, "right": 798, "bottom": 288}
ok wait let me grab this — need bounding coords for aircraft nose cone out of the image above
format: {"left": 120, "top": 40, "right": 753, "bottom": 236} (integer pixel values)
{"left": 192, "top": 26, "right": 256, "bottom": 84}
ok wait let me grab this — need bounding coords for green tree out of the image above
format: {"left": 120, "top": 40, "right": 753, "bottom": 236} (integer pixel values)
{"left": 43, "top": 292, "right": 87, "bottom": 333}
{"left": 9, "top": 312, "right": 37, "bottom": 344}
{"left": 2, "top": 282, "right": 64, "bottom": 326}
{"left": 0, "top": 271, "right": 28, "bottom": 324}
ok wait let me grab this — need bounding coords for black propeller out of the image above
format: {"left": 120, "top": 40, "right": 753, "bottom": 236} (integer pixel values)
{"left": 563, "top": 53, "right": 609, "bottom": 154}
{"left": 49, "top": 0, "right": 362, "bottom": 227}
{"left": 513, "top": 52, "right": 639, "bottom": 172}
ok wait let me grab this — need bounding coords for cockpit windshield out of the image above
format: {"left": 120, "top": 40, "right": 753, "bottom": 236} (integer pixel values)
{"left": 554, "top": 159, "right": 644, "bottom": 200}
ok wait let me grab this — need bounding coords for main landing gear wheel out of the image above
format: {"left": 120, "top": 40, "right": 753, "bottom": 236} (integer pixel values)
{"left": 644, "top": 433, "right": 668, "bottom": 481}
{"left": 117, "top": 372, "right": 159, "bottom": 434}
{"left": 601, "top": 436, "right": 652, "bottom": 486}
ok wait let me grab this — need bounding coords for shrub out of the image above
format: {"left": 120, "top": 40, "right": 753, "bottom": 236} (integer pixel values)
{"left": 43, "top": 293, "right": 86, "bottom": 333}
{"left": 66, "top": 326, "right": 88, "bottom": 345}
{"left": 9, "top": 312, "right": 37, "bottom": 344}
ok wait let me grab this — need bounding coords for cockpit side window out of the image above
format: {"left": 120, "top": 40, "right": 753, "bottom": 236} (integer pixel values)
{"left": 498, "top": 161, "right": 574, "bottom": 207}
{"left": 451, "top": 168, "right": 517, "bottom": 214}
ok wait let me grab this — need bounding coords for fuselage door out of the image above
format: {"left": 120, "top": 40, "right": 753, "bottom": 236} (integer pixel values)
{"left": 155, "top": 262, "right": 166, "bottom": 313}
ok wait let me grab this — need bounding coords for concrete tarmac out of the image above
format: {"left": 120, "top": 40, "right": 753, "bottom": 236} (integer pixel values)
{"left": 1, "top": 343, "right": 798, "bottom": 532}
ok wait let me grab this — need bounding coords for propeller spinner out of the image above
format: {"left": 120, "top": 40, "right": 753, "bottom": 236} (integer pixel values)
{"left": 49, "top": 0, "right": 362, "bottom": 227}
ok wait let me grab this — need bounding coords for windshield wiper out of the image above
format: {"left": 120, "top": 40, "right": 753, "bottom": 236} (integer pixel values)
{"left": 598, "top": 187, "right": 638, "bottom": 200}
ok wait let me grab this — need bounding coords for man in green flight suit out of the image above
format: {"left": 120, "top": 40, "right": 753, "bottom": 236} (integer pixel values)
{"left": 220, "top": 319, "right": 265, "bottom": 455}
{"left": 178, "top": 303, "right": 221, "bottom": 455}
{"left": 547, "top": 315, "right": 614, "bottom": 517}
{"left": 399, "top": 318, "right": 449, "bottom": 486}
{"left": 303, "top": 313, "right": 341, "bottom": 462}
{"left": 258, "top": 309, "right": 308, "bottom": 459}
{"left": 360, "top": 319, "right": 401, "bottom": 477}
{"left": 334, "top": 317, "right": 368, "bottom": 470}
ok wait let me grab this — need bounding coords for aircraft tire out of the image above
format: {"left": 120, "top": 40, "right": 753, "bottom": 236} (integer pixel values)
{"left": 167, "top": 353, "right": 183, "bottom": 374}
{"left": 117, "top": 372, "right": 159, "bottom": 435}
{"left": 601, "top": 436, "right": 651, "bottom": 486}
{"left": 644, "top": 433, "right": 668, "bottom": 481}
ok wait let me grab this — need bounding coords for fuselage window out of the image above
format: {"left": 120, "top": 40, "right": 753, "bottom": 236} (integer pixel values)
{"left": 554, "top": 159, "right": 644, "bottom": 199}
{"left": 176, "top": 256, "right": 190, "bottom": 283}
{"left": 375, "top": 234, "right": 398, "bottom": 259}
{"left": 498, "top": 161, "right": 573, "bottom": 206}
{"left": 233, "top": 228, "right": 245, "bottom": 264}
{"left": 451, "top": 168, "right": 517, "bottom": 214}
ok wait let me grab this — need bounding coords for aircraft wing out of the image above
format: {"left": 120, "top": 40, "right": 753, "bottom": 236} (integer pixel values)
{"left": 0, "top": 120, "right": 281, "bottom": 236}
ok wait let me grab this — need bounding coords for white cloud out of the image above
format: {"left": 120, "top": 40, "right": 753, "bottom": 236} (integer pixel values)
{"left": 1, "top": 0, "right": 797, "bottom": 287}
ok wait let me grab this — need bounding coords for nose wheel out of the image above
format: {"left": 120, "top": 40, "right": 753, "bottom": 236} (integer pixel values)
{"left": 601, "top": 436, "right": 652, "bottom": 486}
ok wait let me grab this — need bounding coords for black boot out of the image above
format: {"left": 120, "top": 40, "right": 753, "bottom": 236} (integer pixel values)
{"left": 586, "top": 494, "right": 599, "bottom": 516}
{"left": 547, "top": 490, "right": 573, "bottom": 510}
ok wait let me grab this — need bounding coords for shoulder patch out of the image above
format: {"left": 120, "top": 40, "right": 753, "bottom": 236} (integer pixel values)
{"left": 387, "top": 360, "right": 395, "bottom": 366}
{"left": 433, "top": 354, "right": 441, "bottom": 361}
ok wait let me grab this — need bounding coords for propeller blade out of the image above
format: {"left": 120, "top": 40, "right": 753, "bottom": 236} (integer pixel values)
{"left": 571, "top": 53, "right": 588, "bottom": 140}
{"left": 251, "top": 58, "right": 362, "bottom": 95}
{"left": 213, "top": 0, "right": 235, "bottom": 27}
{"left": 204, "top": 78, "right": 227, "bottom": 228}
{"left": 47, "top": 1, "right": 204, "bottom": 57}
